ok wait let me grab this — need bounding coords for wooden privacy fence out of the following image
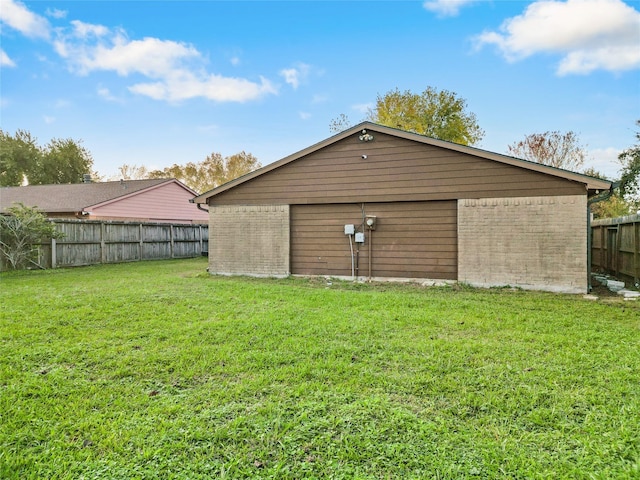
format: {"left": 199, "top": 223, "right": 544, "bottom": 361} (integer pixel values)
{"left": 31, "top": 219, "right": 208, "bottom": 269}
{"left": 591, "top": 213, "right": 640, "bottom": 284}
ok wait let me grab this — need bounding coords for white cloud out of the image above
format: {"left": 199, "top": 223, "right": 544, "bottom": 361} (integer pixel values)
{"left": 50, "top": 21, "right": 277, "bottom": 102}
{"left": 54, "top": 99, "right": 71, "bottom": 108}
{"left": 423, "top": 0, "right": 478, "bottom": 17}
{"left": 129, "top": 71, "right": 277, "bottom": 103}
{"left": 69, "top": 20, "right": 110, "bottom": 39}
{"left": 299, "top": 111, "right": 311, "bottom": 120}
{"left": 474, "top": 0, "right": 640, "bottom": 75}
{"left": 54, "top": 27, "right": 200, "bottom": 77}
{"left": 558, "top": 46, "right": 640, "bottom": 75}
{"left": 352, "top": 103, "right": 373, "bottom": 114}
{"left": 0, "top": 0, "right": 50, "bottom": 39}
{"left": 585, "top": 147, "right": 622, "bottom": 179}
{"left": 97, "top": 86, "right": 122, "bottom": 103}
{"left": 46, "top": 8, "right": 67, "bottom": 20}
{"left": 280, "top": 68, "right": 298, "bottom": 88}
{"left": 279, "top": 63, "right": 311, "bottom": 89}
{"left": 3, "top": 1, "right": 278, "bottom": 104}
{"left": 1, "top": 49, "right": 16, "bottom": 67}
{"left": 43, "top": 115, "right": 55, "bottom": 124}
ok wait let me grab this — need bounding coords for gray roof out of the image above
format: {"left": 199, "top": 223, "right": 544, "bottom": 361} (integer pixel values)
{"left": 0, "top": 179, "right": 173, "bottom": 213}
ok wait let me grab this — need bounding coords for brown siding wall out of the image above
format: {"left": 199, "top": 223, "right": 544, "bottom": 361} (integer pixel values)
{"left": 291, "top": 201, "right": 457, "bottom": 279}
{"left": 210, "top": 132, "right": 585, "bottom": 206}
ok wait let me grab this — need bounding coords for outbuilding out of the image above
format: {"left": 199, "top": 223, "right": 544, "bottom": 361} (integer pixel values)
{"left": 192, "top": 122, "right": 612, "bottom": 293}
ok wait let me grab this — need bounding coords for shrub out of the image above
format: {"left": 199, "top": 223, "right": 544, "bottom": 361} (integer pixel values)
{"left": 0, "top": 203, "right": 63, "bottom": 269}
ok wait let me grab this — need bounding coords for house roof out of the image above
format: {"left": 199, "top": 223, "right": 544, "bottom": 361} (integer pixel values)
{"left": 192, "top": 122, "right": 613, "bottom": 203}
{"left": 1, "top": 178, "right": 193, "bottom": 214}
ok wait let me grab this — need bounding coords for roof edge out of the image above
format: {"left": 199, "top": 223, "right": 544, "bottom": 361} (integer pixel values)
{"left": 192, "top": 122, "right": 613, "bottom": 203}
{"left": 86, "top": 178, "right": 194, "bottom": 210}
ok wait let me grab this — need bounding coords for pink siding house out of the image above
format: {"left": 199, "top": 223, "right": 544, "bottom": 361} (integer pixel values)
{"left": 0, "top": 178, "right": 209, "bottom": 224}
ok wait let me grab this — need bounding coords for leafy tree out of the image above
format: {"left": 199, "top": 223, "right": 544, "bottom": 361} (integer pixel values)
{"left": 330, "top": 87, "right": 484, "bottom": 146}
{"left": 0, "top": 203, "right": 64, "bottom": 270}
{"left": 582, "top": 121, "right": 640, "bottom": 219}
{"left": 148, "top": 151, "right": 261, "bottom": 193}
{"left": 590, "top": 194, "right": 632, "bottom": 219}
{"left": 507, "top": 131, "right": 587, "bottom": 172}
{"left": 618, "top": 120, "right": 640, "bottom": 209}
{"left": 0, "top": 130, "right": 95, "bottom": 185}
{"left": 0, "top": 129, "right": 41, "bottom": 186}
{"left": 113, "top": 164, "right": 149, "bottom": 180}
{"left": 370, "top": 87, "right": 484, "bottom": 145}
{"left": 223, "top": 151, "right": 261, "bottom": 183}
{"left": 31, "top": 138, "right": 95, "bottom": 185}
{"left": 583, "top": 168, "right": 632, "bottom": 219}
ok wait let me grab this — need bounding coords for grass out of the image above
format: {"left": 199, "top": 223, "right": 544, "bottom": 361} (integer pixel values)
{"left": 1, "top": 258, "right": 639, "bottom": 479}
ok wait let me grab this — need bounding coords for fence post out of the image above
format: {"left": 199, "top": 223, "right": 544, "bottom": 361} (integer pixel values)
{"left": 13, "top": 220, "right": 204, "bottom": 269}
{"left": 615, "top": 225, "right": 622, "bottom": 276}
{"left": 100, "top": 222, "right": 106, "bottom": 264}
{"left": 139, "top": 223, "right": 144, "bottom": 260}
{"left": 51, "top": 236, "right": 57, "bottom": 269}
{"left": 600, "top": 226, "right": 605, "bottom": 271}
{"left": 635, "top": 221, "right": 639, "bottom": 284}
{"left": 170, "top": 225, "right": 175, "bottom": 258}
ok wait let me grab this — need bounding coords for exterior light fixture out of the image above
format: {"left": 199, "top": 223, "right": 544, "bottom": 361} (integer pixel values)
{"left": 359, "top": 129, "right": 374, "bottom": 142}
{"left": 365, "top": 215, "right": 377, "bottom": 230}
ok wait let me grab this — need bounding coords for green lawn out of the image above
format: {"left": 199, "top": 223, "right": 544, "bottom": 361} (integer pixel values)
{"left": 1, "top": 258, "right": 639, "bottom": 479}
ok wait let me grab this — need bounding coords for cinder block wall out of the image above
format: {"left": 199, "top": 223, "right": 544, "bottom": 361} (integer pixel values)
{"left": 458, "top": 195, "right": 587, "bottom": 293}
{"left": 209, "top": 205, "right": 290, "bottom": 277}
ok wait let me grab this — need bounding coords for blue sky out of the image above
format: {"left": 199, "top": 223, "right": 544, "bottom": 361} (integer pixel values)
{"left": 1, "top": 0, "right": 639, "bottom": 182}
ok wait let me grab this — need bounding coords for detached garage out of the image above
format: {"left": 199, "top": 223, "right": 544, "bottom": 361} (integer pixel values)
{"left": 192, "top": 122, "right": 611, "bottom": 293}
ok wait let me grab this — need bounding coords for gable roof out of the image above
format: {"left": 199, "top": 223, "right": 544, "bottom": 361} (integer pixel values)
{"left": 1, "top": 178, "right": 195, "bottom": 214}
{"left": 192, "top": 122, "right": 612, "bottom": 203}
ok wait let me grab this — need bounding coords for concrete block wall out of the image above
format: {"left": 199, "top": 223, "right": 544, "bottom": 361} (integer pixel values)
{"left": 209, "top": 205, "right": 290, "bottom": 277}
{"left": 458, "top": 195, "right": 587, "bottom": 293}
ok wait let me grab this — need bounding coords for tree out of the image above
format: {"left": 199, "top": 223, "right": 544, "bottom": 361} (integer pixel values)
{"left": 30, "top": 138, "right": 95, "bottom": 185}
{"left": 112, "top": 164, "right": 149, "bottom": 180}
{"left": 618, "top": 120, "right": 640, "bottom": 210}
{"left": 0, "top": 203, "right": 64, "bottom": 270}
{"left": 369, "top": 87, "right": 484, "bottom": 145}
{"left": 583, "top": 168, "right": 632, "bottom": 219}
{"left": 223, "top": 151, "right": 262, "bottom": 183}
{"left": 329, "top": 87, "right": 484, "bottom": 146}
{"left": 583, "top": 118, "right": 640, "bottom": 218}
{"left": 148, "top": 151, "right": 261, "bottom": 193}
{"left": 507, "top": 131, "right": 587, "bottom": 172}
{"left": 0, "top": 129, "right": 41, "bottom": 186}
{"left": 329, "top": 113, "right": 352, "bottom": 133}
{"left": 0, "top": 130, "right": 95, "bottom": 185}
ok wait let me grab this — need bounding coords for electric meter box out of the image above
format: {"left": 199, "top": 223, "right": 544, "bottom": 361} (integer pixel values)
{"left": 355, "top": 232, "right": 365, "bottom": 243}
{"left": 344, "top": 224, "right": 355, "bottom": 235}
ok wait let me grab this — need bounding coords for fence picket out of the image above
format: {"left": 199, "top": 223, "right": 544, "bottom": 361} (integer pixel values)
{"left": 1, "top": 219, "right": 208, "bottom": 270}
{"left": 591, "top": 214, "right": 640, "bottom": 284}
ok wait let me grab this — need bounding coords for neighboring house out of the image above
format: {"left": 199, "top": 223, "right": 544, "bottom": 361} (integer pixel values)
{"left": 192, "top": 122, "right": 612, "bottom": 293}
{"left": 1, "top": 178, "right": 209, "bottom": 224}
